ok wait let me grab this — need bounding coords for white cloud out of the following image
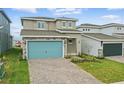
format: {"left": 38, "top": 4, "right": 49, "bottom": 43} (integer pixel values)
{"left": 102, "top": 15, "right": 119, "bottom": 19}
{"left": 47, "top": 8, "right": 82, "bottom": 16}
{"left": 13, "top": 8, "right": 38, "bottom": 13}
{"left": 101, "top": 15, "right": 121, "bottom": 23}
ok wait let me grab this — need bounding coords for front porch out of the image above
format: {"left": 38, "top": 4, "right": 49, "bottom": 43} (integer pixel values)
{"left": 66, "top": 38, "right": 77, "bottom": 55}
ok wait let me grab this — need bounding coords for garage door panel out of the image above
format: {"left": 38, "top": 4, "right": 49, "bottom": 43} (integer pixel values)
{"left": 28, "top": 41, "right": 63, "bottom": 59}
{"left": 103, "top": 43, "right": 122, "bottom": 56}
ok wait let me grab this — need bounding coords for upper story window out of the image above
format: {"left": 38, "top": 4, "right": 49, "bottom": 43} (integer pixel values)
{"left": 117, "top": 27, "right": 122, "bottom": 30}
{"left": 37, "top": 21, "right": 45, "bottom": 29}
{"left": 62, "top": 22, "right": 66, "bottom": 27}
{"left": 82, "top": 28, "right": 90, "bottom": 31}
{"left": 69, "top": 22, "right": 72, "bottom": 27}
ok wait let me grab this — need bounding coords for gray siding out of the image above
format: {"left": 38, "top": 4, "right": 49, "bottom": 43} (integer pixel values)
{"left": 0, "top": 12, "right": 12, "bottom": 54}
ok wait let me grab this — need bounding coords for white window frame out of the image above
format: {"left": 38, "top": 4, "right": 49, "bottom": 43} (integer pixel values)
{"left": 36, "top": 21, "right": 46, "bottom": 30}
{"left": 68, "top": 22, "right": 72, "bottom": 28}
{"left": 62, "top": 21, "right": 66, "bottom": 28}
{"left": 117, "top": 27, "right": 122, "bottom": 30}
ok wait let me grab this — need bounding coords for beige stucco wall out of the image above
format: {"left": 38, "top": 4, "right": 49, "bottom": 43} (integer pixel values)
{"left": 23, "top": 20, "right": 36, "bottom": 29}
{"left": 22, "top": 20, "right": 77, "bottom": 30}
{"left": 23, "top": 20, "right": 56, "bottom": 30}
{"left": 56, "top": 20, "right": 76, "bottom": 29}
{"left": 47, "top": 21, "right": 56, "bottom": 30}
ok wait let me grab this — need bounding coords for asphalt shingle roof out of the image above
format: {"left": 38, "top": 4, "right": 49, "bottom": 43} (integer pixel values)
{"left": 21, "top": 29, "right": 67, "bottom": 36}
{"left": 82, "top": 33, "right": 123, "bottom": 40}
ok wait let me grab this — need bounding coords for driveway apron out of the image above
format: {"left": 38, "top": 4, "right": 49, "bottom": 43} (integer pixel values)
{"left": 106, "top": 56, "right": 124, "bottom": 64}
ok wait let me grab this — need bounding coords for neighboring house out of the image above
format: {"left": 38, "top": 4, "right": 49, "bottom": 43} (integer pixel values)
{"left": 77, "top": 23, "right": 124, "bottom": 36}
{"left": 77, "top": 23, "right": 101, "bottom": 33}
{"left": 15, "top": 40, "right": 22, "bottom": 47}
{"left": 0, "top": 10, "right": 12, "bottom": 54}
{"left": 81, "top": 33, "right": 124, "bottom": 57}
{"left": 21, "top": 17, "right": 82, "bottom": 59}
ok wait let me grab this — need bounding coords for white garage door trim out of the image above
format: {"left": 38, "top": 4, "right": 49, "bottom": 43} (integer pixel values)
{"left": 25, "top": 39, "right": 64, "bottom": 59}
{"left": 103, "top": 42, "right": 123, "bottom": 56}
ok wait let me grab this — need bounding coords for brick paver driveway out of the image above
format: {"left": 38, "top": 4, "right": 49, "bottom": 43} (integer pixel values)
{"left": 28, "top": 58, "right": 101, "bottom": 84}
{"left": 106, "top": 56, "right": 124, "bottom": 64}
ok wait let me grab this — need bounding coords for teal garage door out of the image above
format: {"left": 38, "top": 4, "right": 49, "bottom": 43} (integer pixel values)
{"left": 28, "top": 41, "right": 63, "bottom": 59}
{"left": 103, "top": 43, "right": 122, "bottom": 56}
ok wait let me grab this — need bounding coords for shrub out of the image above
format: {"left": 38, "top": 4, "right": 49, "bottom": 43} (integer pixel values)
{"left": 65, "top": 55, "right": 72, "bottom": 59}
{"left": 96, "top": 56, "right": 105, "bottom": 59}
{"left": 80, "top": 54, "right": 101, "bottom": 62}
{"left": 71, "top": 56, "right": 85, "bottom": 63}
{"left": 0, "top": 54, "right": 6, "bottom": 62}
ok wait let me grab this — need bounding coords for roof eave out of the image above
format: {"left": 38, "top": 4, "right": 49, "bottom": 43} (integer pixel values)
{"left": 21, "top": 35, "right": 70, "bottom": 38}
{"left": 0, "top": 10, "right": 11, "bottom": 23}
{"left": 21, "top": 17, "right": 56, "bottom": 21}
{"left": 82, "top": 34, "right": 124, "bottom": 42}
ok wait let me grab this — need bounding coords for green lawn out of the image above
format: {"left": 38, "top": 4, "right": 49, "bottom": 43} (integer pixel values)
{"left": 0, "top": 48, "right": 30, "bottom": 84}
{"left": 72, "top": 55, "right": 124, "bottom": 83}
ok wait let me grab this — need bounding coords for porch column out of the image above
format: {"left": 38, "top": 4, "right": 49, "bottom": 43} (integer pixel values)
{"left": 64, "top": 39, "right": 67, "bottom": 56}
{"left": 22, "top": 40, "right": 26, "bottom": 59}
{"left": 76, "top": 38, "right": 81, "bottom": 55}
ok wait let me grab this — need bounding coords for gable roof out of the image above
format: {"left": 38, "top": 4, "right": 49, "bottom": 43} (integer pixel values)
{"left": 0, "top": 10, "right": 11, "bottom": 23}
{"left": 82, "top": 33, "right": 124, "bottom": 41}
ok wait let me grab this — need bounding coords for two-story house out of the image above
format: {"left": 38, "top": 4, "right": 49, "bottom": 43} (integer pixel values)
{"left": 21, "top": 17, "right": 82, "bottom": 59}
{"left": 0, "top": 10, "right": 12, "bottom": 54}
{"left": 77, "top": 23, "right": 124, "bottom": 57}
{"left": 77, "top": 23, "right": 124, "bottom": 36}
{"left": 77, "top": 23, "right": 101, "bottom": 33}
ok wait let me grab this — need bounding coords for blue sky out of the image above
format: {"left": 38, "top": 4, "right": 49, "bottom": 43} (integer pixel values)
{"left": 2, "top": 8, "right": 124, "bottom": 40}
